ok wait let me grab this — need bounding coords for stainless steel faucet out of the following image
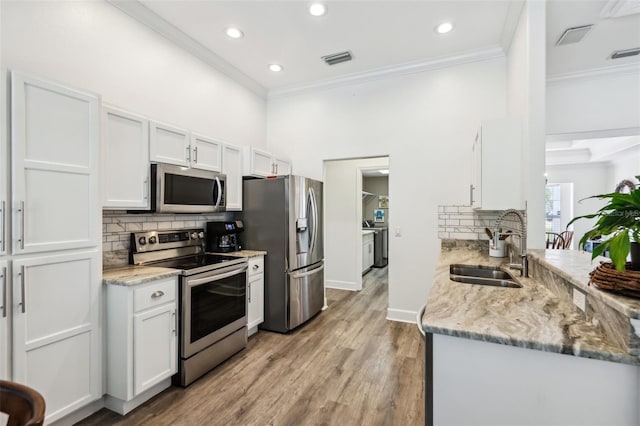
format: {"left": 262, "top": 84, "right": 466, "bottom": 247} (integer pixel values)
{"left": 493, "top": 209, "right": 528, "bottom": 277}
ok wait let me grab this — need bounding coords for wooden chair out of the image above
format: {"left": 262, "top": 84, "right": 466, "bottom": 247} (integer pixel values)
{"left": 558, "top": 230, "right": 574, "bottom": 249}
{"left": 0, "top": 380, "right": 46, "bottom": 426}
{"left": 545, "top": 232, "right": 565, "bottom": 249}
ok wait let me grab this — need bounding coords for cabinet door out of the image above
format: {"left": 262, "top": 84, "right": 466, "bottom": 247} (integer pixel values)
{"left": 471, "top": 129, "right": 482, "bottom": 208}
{"left": 190, "top": 133, "right": 222, "bottom": 172}
{"left": 248, "top": 148, "right": 274, "bottom": 177}
{"left": 0, "top": 80, "right": 6, "bottom": 255}
{"left": 102, "top": 106, "right": 150, "bottom": 209}
{"left": 133, "top": 304, "right": 177, "bottom": 396}
{"left": 247, "top": 273, "right": 264, "bottom": 331}
{"left": 0, "top": 260, "right": 8, "bottom": 380}
{"left": 12, "top": 250, "right": 101, "bottom": 423}
{"left": 274, "top": 158, "right": 291, "bottom": 176}
{"left": 149, "top": 121, "right": 190, "bottom": 167}
{"left": 222, "top": 143, "right": 243, "bottom": 211}
{"left": 11, "top": 72, "right": 100, "bottom": 254}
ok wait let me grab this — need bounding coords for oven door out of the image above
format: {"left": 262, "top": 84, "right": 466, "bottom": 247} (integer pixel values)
{"left": 182, "top": 263, "right": 247, "bottom": 358}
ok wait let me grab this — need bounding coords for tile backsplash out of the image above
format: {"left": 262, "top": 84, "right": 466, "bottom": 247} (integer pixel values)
{"left": 437, "top": 205, "right": 526, "bottom": 241}
{"left": 102, "top": 210, "right": 238, "bottom": 268}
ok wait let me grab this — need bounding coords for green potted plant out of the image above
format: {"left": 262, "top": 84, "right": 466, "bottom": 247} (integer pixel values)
{"left": 567, "top": 176, "right": 640, "bottom": 272}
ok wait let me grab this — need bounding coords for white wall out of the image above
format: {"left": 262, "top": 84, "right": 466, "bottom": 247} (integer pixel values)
{"left": 324, "top": 157, "right": 389, "bottom": 292}
{"left": 546, "top": 163, "right": 611, "bottom": 248}
{"left": 0, "top": 1, "right": 266, "bottom": 148}
{"left": 547, "top": 72, "right": 640, "bottom": 136}
{"left": 507, "top": 0, "right": 546, "bottom": 249}
{"left": 609, "top": 148, "right": 640, "bottom": 189}
{"left": 268, "top": 57, "right": 507, "bottom": 320}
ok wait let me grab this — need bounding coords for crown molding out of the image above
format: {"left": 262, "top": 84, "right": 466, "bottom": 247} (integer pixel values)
{"left": 268, "top": 46, "right": 505, "bottom": 99}
{"left": 106, "top": 0, "right": 267, "bottom": 99}
{"left": 547, "top": 127, "right": 640, "bottom": 142}
{"left": 546, "top": 63, "right": 640, "bottom": 85}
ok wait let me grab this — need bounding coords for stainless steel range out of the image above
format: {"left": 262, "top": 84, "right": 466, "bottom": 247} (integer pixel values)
{"left": 130, "top": 229, "right": 248, "bottom": 386}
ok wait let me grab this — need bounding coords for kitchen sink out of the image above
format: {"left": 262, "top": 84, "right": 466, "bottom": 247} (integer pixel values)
{"left": 449, "top": 264, "right": 522, "bottom": 288}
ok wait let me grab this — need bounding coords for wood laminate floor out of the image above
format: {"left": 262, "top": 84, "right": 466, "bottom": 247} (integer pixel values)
{"left": 78, "top": 267, "right": 425, "bottom": 426}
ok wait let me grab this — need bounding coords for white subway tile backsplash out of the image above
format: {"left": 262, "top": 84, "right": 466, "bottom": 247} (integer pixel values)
{"left": 142, "top": 222, "right": 158, "bottom": 231}
{"left": 106, "top": 223, "right": 126, "bottom": 233}
{"left": 437, "top": 205, "right": 526, "bottom": 242}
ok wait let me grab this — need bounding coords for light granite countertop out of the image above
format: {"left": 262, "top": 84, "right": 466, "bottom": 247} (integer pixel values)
{"left": 213, "top": 250, "right": 267, "bottom": 258}
{"left": 362, "top": 230, "right": 375, "bottom": 236}
{"left": 528, "top": 249, "right": 640, "bottom": 319}
{"left": 421, "top": 245, "right": 640, "bottom": 366}
{"left": 103, "top": 265, "right": 181, "bottom": 286}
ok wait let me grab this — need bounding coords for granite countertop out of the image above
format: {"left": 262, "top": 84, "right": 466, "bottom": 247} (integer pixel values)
{"left": 528, "top": 249, "right": 640, "bottom": 319}
{"left": 214, "top": 250, "right": 267, "bottom": 258}
{"left": 421, "top": 245, "right": 640, "bottom": 366}
{"left": 362, "top": 230, "right": 375, "bottom": 235}
{"left": 103, "top": 265, "right": 181, "bottom": 286}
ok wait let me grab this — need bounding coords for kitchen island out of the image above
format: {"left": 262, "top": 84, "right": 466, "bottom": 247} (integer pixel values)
{"left": 421, "top": 240, "right": 640, "bottom": 426}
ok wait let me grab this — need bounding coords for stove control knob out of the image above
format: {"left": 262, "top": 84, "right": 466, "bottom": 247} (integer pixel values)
{"left": 149, "top": 236, "right": 157, "bottom": 244}
{"left": 198, "top": 232, "right": 204, "bottom": 239}
{"left": 191, "top": 232, "right": 198, "bottom": 240}
{"left": 138, "top": 236, "right": 147, "bottom": 245}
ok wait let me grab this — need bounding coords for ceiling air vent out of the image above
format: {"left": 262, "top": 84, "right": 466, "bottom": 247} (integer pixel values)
{"left": 322, "top": 51, "right": 353, "bottom": 66}
{"left": 556, "top": 25, "right": 593, "bottom": 46}
{"left": 611, "top": 47, "right": 640, "bottom": 59}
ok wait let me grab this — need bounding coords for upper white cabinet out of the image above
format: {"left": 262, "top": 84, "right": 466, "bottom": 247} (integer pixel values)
{"left": 11, "top": 72, "right": 100, "bottom": 254}
{"left": 149, "top": 121, "right": 190, "bottom": 167}
{"left": 102, "top": 106, "right": 150, "bottom": 209}
{"left": 190, "top": 133, "right": 222, "bottom": 172}
{"left": 222, "top": 143, "right": 243, "bottom": 211}
{"left": 12, "top": 249, "right": 101, "bottom": 423}
{"left": 470, "top": 117, "right": 523, "bottom": 210}
{"left": 243, "top": 146, "right": 291, "bottom": 177}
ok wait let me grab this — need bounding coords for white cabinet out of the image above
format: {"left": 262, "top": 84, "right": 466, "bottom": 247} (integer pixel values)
{"left": 12, "top": 250, "right": 101, "bottom": 423}
{"left": 362, "top": 232, "right": 374, "bottom": 274}
{"left": 105, "top": 277, "right": 178, "bottom": 415}
{"left": 0, "top": 260, "right": 8, "bottom": 380}
{"left": 470, "top": 117, "right": 523, "bottom": 210}
{"left": 247, "top": 256, "right": 264, "bottom": 336}
{"left": 11, "top": 72, "right": 101, "bottom": 254}
{"left": 149, "top": 120, "right": 190, "bottom": 167}
{"left": 243, "top": 146, "right": 291, "bottom": 177}
{"left": 222, "top": 143, "right": 243, "bottom": 211}
{"left": 190, "top": 133, "right": 222, "bottom": 172}
{"left": 102, "top": 106, "right": 150, "bottom": 209}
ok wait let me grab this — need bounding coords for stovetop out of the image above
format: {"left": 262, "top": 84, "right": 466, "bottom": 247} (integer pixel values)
{"left": 151, "top": 254, "right": 243, "bottom": 271}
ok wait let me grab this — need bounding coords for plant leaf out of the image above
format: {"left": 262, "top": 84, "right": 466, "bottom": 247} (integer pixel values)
{"left": 608, "top": 232, "right": 630, "bottom": 272}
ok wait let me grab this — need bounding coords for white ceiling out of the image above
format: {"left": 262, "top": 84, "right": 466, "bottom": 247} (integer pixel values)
{"left": 546, "top": 135, "right": 640, "bottom": 165}
{"left": 113, "top": 0, "right": 640, "bottom": 95}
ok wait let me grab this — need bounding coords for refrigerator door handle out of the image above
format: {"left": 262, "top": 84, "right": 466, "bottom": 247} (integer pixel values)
{"left": 309, "top": 187, "right": 318, "bottom": 255}
{"left": 290, "top": 262, "right": 324, "bottom": 279}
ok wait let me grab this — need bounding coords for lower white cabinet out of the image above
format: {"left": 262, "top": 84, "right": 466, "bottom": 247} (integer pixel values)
{"left": 11, "top": 250, "right": 102, "bottom": 424}
{"left": 362, "top": 233, "right": 374, "bottom": 274}
{"left": 247, "top": 256, "right": 264, "bottom": 336}
{"left": 105, "top": 276, "right": 178, "bottom": 415}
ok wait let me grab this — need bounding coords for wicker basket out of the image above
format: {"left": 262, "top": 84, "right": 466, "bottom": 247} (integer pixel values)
{"left": 589, "top": 262, "right": 640, "bottom": 298}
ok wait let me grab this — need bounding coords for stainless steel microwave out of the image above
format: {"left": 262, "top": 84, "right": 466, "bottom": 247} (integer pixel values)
{"left": 151, "top": 163, "right": 226, "bottom": 213}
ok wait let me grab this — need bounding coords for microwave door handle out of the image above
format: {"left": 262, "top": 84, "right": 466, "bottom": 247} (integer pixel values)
{"left": 214, "top": 176, "right": 222, "bottom": 207}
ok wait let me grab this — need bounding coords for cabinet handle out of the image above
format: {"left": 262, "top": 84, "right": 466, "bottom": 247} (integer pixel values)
{"left": 193, "top": 147, "right": 198, "bottom": 163}
{"left": 151, "top": 290, "right": 165, "bottom": 298}
{"left": 186, "top": 146, "right": 191, "bottom": 163}
{"left": 19, "top": 266, "right": 25, "bottom": 314}
{"left": 248, "top": 284, "right": 251, "bottom": 303}
{"left": 0, "top": 200, "right": 5, "bottom": 252}
{"left": 172, "top": 311, "right": 176, "bottom": 335}
{"left": 143, "top": 176, "right": 149, "bottom": 200}
{"left": 18, "top": 201, "right": 25, "bottom": 250}
{"left": 1, "top": 266, "right": 6, "bottom": 318}
{"left": 252, "top": 264, "right": 259, "bottom": 270}
{"left": 470, "top": 184, "right": 475, "bottom": 205}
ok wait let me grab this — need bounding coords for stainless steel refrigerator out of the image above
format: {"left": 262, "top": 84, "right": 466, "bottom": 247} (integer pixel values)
{"left": 242, "top": 176, "right": 324, "bottom": 333}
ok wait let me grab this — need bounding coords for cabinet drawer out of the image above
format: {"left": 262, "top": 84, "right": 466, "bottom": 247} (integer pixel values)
{"left": 248, "top": 257, "right": 264, "bottom": 277}
{"left": 134, "top": 278, "right": 176, "bottom": 313}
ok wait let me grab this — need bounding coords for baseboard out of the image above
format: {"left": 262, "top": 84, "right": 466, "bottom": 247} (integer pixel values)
{"left": 104, "top": 378, "right": 172, "bottom": 415}
{"left": 325, "top": 280, "right": 360, "bottom": 291}
{"left": 387, "top": 308, "right": 418, "bottom": 323}
{"left": 50, "top": 398, "right": 104, "bottom": 426}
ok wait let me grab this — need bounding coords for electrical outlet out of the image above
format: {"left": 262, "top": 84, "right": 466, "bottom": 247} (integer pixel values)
{"left": 573, "top": 288, "right": 586, "bottom": 312}
{"left": 395, "top": 227, "right": 402, "bottom": 237}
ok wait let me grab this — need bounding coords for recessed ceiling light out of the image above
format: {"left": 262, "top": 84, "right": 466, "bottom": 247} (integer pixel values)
{"left": 226, "top": 27, "right": 244, "bottom": 39}
{"left": 436, "top": 22, "right": 453, "bottom": 34}
{"left": 309, "top": 3, "right": 327, "bottom": 17}
{"left": 269, "top": 64, "right": 283, "bottom": 72}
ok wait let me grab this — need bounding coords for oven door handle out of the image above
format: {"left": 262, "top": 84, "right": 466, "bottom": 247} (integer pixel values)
{"left": 187, "top": 266, "right": 247, "bottom": 287}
